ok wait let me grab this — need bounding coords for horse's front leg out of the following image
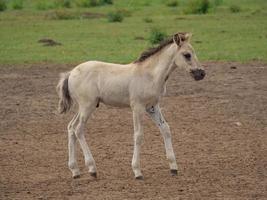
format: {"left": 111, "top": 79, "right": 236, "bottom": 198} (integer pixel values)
{"left": 146, "top": 104, "right": 178, "bottom": 175}
{"left": 131, "top": 104, "right": 145, "bottom": 180}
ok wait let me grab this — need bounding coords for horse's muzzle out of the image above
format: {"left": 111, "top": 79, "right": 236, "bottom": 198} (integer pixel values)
{"left": 190, "top": 69, "right": 206, "bottom": 81}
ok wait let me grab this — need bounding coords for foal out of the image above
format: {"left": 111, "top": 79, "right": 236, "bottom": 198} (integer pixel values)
{"left": 57, "top": 32, "right": 205, "bottom": 179}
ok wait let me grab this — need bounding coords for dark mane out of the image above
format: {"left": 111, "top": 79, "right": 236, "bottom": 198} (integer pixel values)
{"left": 134, "top": 37, "right": 174, "bottom": 63}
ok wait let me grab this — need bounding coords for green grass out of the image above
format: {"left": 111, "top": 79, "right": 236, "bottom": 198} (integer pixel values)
{"left": 0, "top": 0, "right": 267, "bottom": 64}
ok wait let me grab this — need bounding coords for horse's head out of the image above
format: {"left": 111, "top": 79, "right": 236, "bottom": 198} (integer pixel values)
{"left": 172, "top": 32, "right": 205, "bottom": 81}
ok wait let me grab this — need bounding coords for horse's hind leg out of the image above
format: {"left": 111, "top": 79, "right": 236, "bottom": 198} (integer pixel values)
{"left": 146, "top": 104, "right": 178, "bottom": 175}
{"left": 75, "top": 102, "right": 97, "bottom": 177}
{"left": 68, "top": 113, "right": 80, "bottom": 178}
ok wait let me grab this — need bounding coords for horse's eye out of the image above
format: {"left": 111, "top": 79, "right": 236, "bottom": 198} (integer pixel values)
{"left": 183, "top": 53, "right": 191, "bottom": 61}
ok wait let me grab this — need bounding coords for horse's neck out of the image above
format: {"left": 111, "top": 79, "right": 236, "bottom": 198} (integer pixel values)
{"left": 151, "top": 44, "right": 177, "bottom": 85}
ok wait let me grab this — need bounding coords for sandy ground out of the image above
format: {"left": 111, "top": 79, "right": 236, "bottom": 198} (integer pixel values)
{"left": 0, "top": 62, "right": 266, "bottom": 200}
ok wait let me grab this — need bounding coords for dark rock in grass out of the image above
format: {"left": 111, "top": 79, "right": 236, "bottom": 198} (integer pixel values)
{"left": 134, "top": 36, "right": 145, "bottom": 40}
{"left": 38, "top": 38, "right": 62, "bottom": 46}
{"left": 81, "top": 12, "right": 106, "bottom": 19}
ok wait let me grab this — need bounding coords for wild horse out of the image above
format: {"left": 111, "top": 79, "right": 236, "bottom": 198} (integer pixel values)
{"left": 57, "top": 32, "right": 206, "bottom": 180}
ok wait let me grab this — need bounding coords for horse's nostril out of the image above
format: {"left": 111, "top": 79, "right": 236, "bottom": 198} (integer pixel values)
{"left": 198, "top": 69, "right": 205, "bottom": 77}
{"left": 190, "top": 69, "right": 205, "bottom": 81}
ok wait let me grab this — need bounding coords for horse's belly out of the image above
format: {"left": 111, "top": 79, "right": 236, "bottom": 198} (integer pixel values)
{"left": 98, "top": 73, "right": 131, "bottom": 107}
{"left": 101, "top": 92, "right": 130, "bottom": 107}
{"left": 101, "top": 96, "right": 130, "bottom": 107}
{"left": 99, "top": 84, "right": 130, "bottom": 107}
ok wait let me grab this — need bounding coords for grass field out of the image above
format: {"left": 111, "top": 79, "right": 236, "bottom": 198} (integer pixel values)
{"left": 0, "top": 0, "right": 267, "bottom": 64}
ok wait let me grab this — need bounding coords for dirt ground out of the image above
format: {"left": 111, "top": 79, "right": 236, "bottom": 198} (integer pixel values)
{"left": 0, "top": 62, "right": 266, "bottom": 200}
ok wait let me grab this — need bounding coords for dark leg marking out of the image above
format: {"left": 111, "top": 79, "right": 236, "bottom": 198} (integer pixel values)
{"left": 147, "top": 106, "right": 155, "bottom": 114}
{"left": 165, "top": 75, "right": 169, "bottom": 82}
{"left": 170, "top": 169, "right": 178, "bottom": 176}
{"left": 146, "top": 106, "right": 165, "bottom": 127}
{"left": 96, "top": 100, "right": 100, "bottom": 108}
{"left": 135, "top": 175, "right": 144, "bottom": 180}
{"left": 73, "top": 174, "right": 81, "bottom": 179}
{"left": 158, "top": 116, "right": 165, "bottom": 126}
{"left": 90, "top": 172, "right": 97, "bottom": 178}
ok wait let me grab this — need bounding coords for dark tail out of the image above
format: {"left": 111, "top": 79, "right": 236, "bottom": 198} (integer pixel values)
{"left": 56, "top": 72, "right": 72, "bottom": 114}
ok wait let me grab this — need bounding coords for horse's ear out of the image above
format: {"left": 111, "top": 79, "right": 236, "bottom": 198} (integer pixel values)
{"left": 184, "top": 33, "right": 192, "bottom": 42}
{"left": 184, "top": 32, "right": 192, "bottom": 42}
{"left": 173, "top": 32, "right": 192, "bottom": 46}
{"left": 173, "top": 33, "right": 182, "bottom": 46}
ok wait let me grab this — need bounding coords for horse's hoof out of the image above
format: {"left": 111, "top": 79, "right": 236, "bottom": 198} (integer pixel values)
{"left": 73, "top": 174, "right": 81, "bottom": 179}
{"left": 170, "top": 169, "right": 178, "bottom": 176}
{"left": 135, "top": 176, "right": 144, "bottom": 180}
{"left": 90, "top": 172, "right": 97, "bottom": 178}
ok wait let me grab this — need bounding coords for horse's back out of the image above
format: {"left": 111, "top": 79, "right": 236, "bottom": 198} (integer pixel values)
{"left": 73, "top": 61, "right": 130, "bottom": 73}
{"left": 68, "top": 61, "right": 133, "bottom": 107}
